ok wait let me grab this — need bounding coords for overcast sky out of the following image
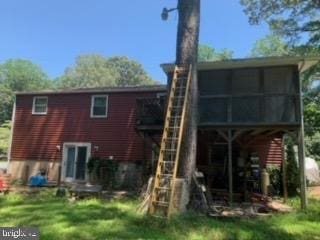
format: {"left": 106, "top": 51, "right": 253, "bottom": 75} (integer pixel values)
{"left": 0, "top": 0, "right": 269, "bottom": 83}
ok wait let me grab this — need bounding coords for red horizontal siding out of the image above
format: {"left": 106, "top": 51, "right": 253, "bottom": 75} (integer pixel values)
{"left": 248, "top": 136, "right": 283, "bottom": 167}
{"left": 196, "top": 132, "right": 283, "bottom": 167}
{"left": 11, "top": 91, "right": 162, "bottom": 163}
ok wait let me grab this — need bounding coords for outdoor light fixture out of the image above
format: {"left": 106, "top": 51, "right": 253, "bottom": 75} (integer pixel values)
{"left": 56, "top": 145, "right": 61, "bottom": 151}
{"left": 161, "top": 7, "right": 178, "bottom": 21}
{"left": 94, "top": 146, "right": 99, "bottom": 152}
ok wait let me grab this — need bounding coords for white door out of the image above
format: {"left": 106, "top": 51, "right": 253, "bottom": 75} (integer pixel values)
{"left": 63, "top": 143, "right": 91, "bottom": 182}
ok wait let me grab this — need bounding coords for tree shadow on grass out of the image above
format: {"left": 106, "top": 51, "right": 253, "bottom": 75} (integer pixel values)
{"left": 1, "top": 193, "right": 320, "bottom": 240}
{"left": 127, "top": 210, "right": 320, "bottom": 240}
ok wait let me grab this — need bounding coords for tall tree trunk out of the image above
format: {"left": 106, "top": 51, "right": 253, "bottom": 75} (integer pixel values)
{"left": 176, "top": 0, "right": 200, "bottom": 65}
{"left": 175, "top": 0, "right": 200, "bottom": 210}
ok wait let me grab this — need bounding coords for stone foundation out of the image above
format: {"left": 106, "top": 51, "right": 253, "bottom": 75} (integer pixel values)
{"left": 8, "top": 160, "right": 61, "bottom": 183}
{"left": 115, "top": 162, "right": 143, "bottom": 189}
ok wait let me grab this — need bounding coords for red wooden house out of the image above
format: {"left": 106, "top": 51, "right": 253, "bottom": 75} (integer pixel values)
{"left": 8, "top": 86, "right": 166, "bottom": 188}
{"left": 8, "top": 57, "right": 319, "bottom": 195}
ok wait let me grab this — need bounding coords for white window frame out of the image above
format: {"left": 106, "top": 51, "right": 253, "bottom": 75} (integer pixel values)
{"left": 32, "top": 96, "right": 48, "bottom": 115}
{"left": 91, "top": 95, "right": 108, "bottom": 118}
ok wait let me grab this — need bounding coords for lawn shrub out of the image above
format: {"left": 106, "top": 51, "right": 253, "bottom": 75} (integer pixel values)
{"left": 87, "top": 157, "right": 119, "bottom": 189}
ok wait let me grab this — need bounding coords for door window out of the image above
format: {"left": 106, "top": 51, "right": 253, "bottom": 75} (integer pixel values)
{"left": 75, "top": 146, "right": 87, "bottom": 180}
{"left": 66, "top": 147, "right": 76, "bottom": 178}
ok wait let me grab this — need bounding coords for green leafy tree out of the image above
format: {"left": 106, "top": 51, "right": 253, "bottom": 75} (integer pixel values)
{"left": 57, "top": 55, "right": 155, "bottom": 88}
{"left": 242, "top": 0, "right": 320, "bottom": 89}
{"left": 0, "top": 59, "right": 52, "bottom": 124}
{"left": 0, "top": 85, "right": 14, "bottom": 123}
{"left": 303, "top": 87, "right": 320, "bottom": 162}
{"left": 241, "top": 0, "right": 320, "bottom": 46}
{"left": 106, "top": 56, "right": 154, "bottom": 86}
{"left": 57, "top": 55, "right": 119, "bottom": 88}
{"left": 305, "top": 133, "right": 320, "bottom": 162}
{"left": 304, "top": 87, "right": 320, "bottom": 136}
{"left": 285, "top": 137, "right": 300, "bottom": 196}
{"left": 0, "top": 59, "right": 51, "bottom": 91}
{"left": 0, "top": 121, "right": 11, "bottom": 156}
{"left": 198, "top": 44, "right": 233, "bottom": 62}
{"left": 251, "top": 35, "right": 292, "bottom": 57}
{"left": 250, "top": 35, "right": 320, "bottom": 90}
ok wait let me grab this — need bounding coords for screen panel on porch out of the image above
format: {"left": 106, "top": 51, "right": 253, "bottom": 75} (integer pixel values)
{"left": 199, "top": 98, "right": 228, "bottom": 123}
{"left": 198, "top": 70, "right": 229, "bottom": 95}
{"left": 198, "top": 66, "right": 300, "bottom": 125}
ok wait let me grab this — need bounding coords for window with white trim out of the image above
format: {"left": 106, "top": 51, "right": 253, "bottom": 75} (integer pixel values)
{"left": 32, "top": 96, "right": 48, "bottom": 115}
{"left": 91, "top": 95, "right": 108, "bottom": 118}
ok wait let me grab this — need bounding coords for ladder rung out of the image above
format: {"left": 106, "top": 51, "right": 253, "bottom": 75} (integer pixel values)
{"left": 166, "top": 127, "right": 180, "bottom": 131}
{"left": 175, "top": 67, "right": 188, "bottom": 71}
{"left": 164, "top": 137, "right": 179, "bottom": 141}
{"left": 161, "top": 151, "right": 176, "bottom": 155}
{"left": 155, "top": 187, "right": 171, "bottom": 191}
{"left": 162, "top": 149, "right": 177, "bottom": 152}
{"left": 167, "top": 126, "right": 180, "bottom": 129}
{"left": 175, "top": 68, "right": 188, "bottom": 72}
{"left": 176, "top": 72, "right": 188, "bottom": 77}
{"left": 168, "top": 121, "right": 182, "bottom": 125}
{"left": 170, "top": 96, "right": 185, "bottom": 100}
{"left": 153, "top": 201, "right": 169, "bottom": 207}
{"left": 158, "top": 173, "right": 173, "bottom": 177}
{"left": 173, "top": 75, "right": 187, "bottom": 81}
{"left": 161, "top": 161, "right": 175, "bottom": 164}
{"left": 173, "top": 86, "right": 186, "bottom": 90}
{"left": 168, "top": 116, "right": 181, "bottom": 119}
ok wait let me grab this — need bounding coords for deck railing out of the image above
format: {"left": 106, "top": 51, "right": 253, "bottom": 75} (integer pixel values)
{"left": 136, "top": 97, "right": 165, "bottom": 126}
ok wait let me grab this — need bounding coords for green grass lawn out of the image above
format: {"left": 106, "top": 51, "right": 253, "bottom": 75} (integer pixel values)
{"left": 0, "top": 191, "right": 320, "bottom": 240}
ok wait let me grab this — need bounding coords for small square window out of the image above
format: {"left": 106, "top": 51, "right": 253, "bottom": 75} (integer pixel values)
{"left": 32, "top": 96, "right": 48, "bottom": 115}
{"left": 91, "top": 95, "right": 108, "bottom": 118}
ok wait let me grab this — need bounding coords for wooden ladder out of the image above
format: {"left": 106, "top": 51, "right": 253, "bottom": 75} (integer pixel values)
{"left": 149, "top": 65, "right": 192, "bottom": 218}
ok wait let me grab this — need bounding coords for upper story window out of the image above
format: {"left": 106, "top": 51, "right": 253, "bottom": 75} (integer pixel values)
{"left": 32, "top": 96, "right": 48, "bottom": 115}
{"left": 91, "top": 95, "right": 108, "bottom": 118}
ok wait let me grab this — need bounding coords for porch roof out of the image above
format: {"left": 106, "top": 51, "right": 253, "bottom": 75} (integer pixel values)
{"left": 161, "top": 56, "right": 320, "bottom": 74}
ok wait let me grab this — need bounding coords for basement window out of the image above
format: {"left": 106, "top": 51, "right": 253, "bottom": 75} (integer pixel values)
{"left": 91, "top": 95, "right": 108, "bottom": 118}
{"left": 32, "top": 96, "right": 48, "bottom": 115}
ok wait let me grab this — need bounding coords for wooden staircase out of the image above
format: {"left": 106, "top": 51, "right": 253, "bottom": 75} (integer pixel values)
{"left": 149, "top": 65, "right": 192, "bottom": 218}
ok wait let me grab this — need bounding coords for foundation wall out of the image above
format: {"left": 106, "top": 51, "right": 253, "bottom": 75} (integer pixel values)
{"left": 8, "top": 160, "right": 143, "bottom": 189}
{"left": 8, "top": 160, "right": 61, "bottom": 182}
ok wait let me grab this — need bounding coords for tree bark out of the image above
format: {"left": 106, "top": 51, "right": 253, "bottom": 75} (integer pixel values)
{"left": 175, "top": 0, "right": 200, "bottom": 209}
{"left": 176, "top": 0, "right": 200, "bottom": 65}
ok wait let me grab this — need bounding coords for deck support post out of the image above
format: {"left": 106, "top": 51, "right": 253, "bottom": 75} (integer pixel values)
{"left": 57, "top": 165, "right": 62, "bottom": 188}
{"left": 228, "top": 129, "right": 233, "bottom": 204}
{"left": 297, "top": 128, "right": 307, "bottom": 209}
{"left": 282, "top": 136, "right": 288, "bottom": 203}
